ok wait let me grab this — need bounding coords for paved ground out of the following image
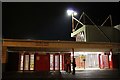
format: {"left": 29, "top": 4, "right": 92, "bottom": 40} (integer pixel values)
{"left": 2, "top": 70, "right": 120, "bottom": 80}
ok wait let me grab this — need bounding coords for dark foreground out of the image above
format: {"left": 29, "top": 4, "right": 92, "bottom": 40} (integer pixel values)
{"left": 2, "top": 70, "right": 120, "bottom": 80}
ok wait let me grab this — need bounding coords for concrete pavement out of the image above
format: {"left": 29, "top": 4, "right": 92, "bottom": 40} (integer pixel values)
{"left": 2, "top": 70, "right": 120, "bottom": 80}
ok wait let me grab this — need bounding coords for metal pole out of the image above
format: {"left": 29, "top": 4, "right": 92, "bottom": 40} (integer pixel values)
{"left": 73, "top": 17, "right": 84, "bottom": 26}
{"left": 101, "top": 15, "right": 110, "bottom": 26}
{"left": 75, "top": 12, "right": 84, "bottom": 30}
{"left": 72, "top": 14, "right": 75, "bottom": 32}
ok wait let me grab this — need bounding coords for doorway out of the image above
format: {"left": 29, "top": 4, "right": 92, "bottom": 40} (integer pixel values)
{"left": 50, "top": 53, "right": 71, "bottom": 72}
{"left": 35, "top": 53, "right": 50, "bottom": 71}
{"left": 50, "top": 53, "right": 60, "bottom": 71}
{"left": 19, "top": 52, "right": 35, "bottom": 71}
{"left": 6, "top": 52, "right": 19, "bottom": 71}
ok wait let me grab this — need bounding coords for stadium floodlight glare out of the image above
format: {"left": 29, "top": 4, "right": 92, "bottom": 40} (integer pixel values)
{"left": 73, "top": 11, "right": 77, "bottom": 16}
{"left": 67, "top": 9, "right": 77, "bottom": 16}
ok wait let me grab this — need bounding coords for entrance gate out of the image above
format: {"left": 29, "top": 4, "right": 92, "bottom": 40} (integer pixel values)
{"left": 50, "top": 53, "right": 60, "bottom": 71}
{"left": 50, "top": 53, "right": 71, "bottom": 72}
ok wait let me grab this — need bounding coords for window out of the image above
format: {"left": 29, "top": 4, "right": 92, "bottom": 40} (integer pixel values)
{"left": 24, "top": 55, "right": 29, "bottom": 70}
{"left": 20, "top": 54, "right": 24, "bottom": 70}
{"left": 19, "top": 53, "right": 34, "bottom": 71}
{"left": 30, "top": 54, "right": 34, "bottom": 70}
{"left": 50, "top": 54, "right": 54, "bottom": 70}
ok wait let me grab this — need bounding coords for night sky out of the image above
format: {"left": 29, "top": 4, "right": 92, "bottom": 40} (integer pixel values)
{"left": 2, "top": 2, "right": 120, "bottom": 40}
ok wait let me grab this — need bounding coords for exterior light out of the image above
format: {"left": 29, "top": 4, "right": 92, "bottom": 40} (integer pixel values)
{"left": 67, "top": 9, "right": 77, "bottom": 33}
{"left": 73, "top": 12, "right": 77, "bottom": 16}
{"left": 67, "top": 9, "right": 84, "bottom": 34}
{"left": 67, "top": 9, "right": 77, "bottom": 16}
{"left": 67, "top": 9, "right": 74, "bottom": 16}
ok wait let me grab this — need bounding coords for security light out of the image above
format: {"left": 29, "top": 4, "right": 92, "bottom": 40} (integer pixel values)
{"left": 67, "top": 9, "right": 77, "bottom": 16}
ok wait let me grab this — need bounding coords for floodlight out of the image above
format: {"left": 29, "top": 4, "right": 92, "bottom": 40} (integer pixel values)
{"left": 67, "top": 9, "right": 77, "bottom": 16}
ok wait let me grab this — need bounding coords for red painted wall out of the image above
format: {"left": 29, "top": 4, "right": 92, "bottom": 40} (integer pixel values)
{"left": 35, "top": 53, "right": 50, "bottom": 71}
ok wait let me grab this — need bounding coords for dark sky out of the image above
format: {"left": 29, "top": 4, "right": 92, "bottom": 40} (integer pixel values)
{"left": 2, "top": 2, "right": 120, "bottom": 40}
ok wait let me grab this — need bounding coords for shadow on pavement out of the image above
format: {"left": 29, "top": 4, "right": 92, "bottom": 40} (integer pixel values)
{"left": 2, "top": 70, "right": 120, "bottom": 80}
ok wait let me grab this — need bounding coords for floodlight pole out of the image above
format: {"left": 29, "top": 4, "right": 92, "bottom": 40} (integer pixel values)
{"left": 72, "top": 14, "right": 75, "bottom": 32}
{"left": 71, "top": 13, "right": 76, "bottom": 74}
